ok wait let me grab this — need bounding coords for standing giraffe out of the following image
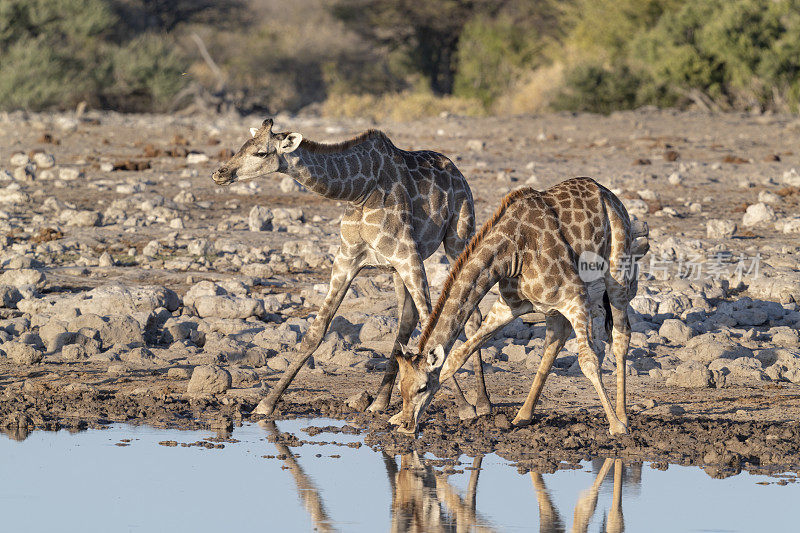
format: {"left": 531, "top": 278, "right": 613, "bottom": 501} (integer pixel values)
{"left": 212, "top": 118, "right": 490, "bottom": 417}
{"left": 394, "top": 178, "right": 649, "bottom": 435}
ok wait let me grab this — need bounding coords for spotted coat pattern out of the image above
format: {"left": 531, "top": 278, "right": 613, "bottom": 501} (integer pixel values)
{"left": 212, "top": 119, "right": 490, "bottom": 416}
{"left": 396, "top": 178, "right": 649, "bottom": 435}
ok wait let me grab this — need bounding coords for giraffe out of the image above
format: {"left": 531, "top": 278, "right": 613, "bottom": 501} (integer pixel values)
{"left": 531, "top": 458, "right": 627, "bottom": 533}
{"left": 394, "top": 178, "right": 649, "bottom": 435}
{"left": 211, "top": 118, "right": 490, "bottom": 418}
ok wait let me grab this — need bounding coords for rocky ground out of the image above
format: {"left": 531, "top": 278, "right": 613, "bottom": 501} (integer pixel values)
{"left": 1, "top": 108, "right": 800, "bottom": 477}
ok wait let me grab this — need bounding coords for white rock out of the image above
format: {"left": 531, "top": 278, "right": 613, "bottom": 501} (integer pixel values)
{"left": 781, "top": 168, "right": 800, "bottom": 187}
{"left": 466, "top": 139, "right": 485, "bottom": 151}
{"left": 98, "top": 252, "right": 114, "bottom": 267}
{"left": 658, "top": 319, "right": 693, "bottom": 344}
{"left": 742, "top": 202, "right": 776, "bottom": 226}
{"left": 63, "top": 210, "right": 101, "bottom": 227}
{"left": 186, "top": 152, "right": 209, "bottom": 165}
{"left": 10, "top": 152, "right": 29, "bottom": 166}
{"left": 187, "top": 239, "right": 210, "bottom": 256}
{"left": 194, "top": 295, "right": 265, "bottom": 320}
{"left": 706, "top": 219, "right": 737, "bottom": 238}
{"left": 248, "top": 206, "right": 273, "bottom": 232}
{"left": 279, "top": 176, "right": 305, "bottom": 193}
{"left": 187, "top": 365, "right": 231, "bottom": 394}
{"left": 623, "top": 198, "right": 648, "bottom": 217}
{"left": 33, "top": 152, "right": 55, "bottom": 169}
{"left": 0, "top": 269, "right": 45, "bottom": 289}
{"left": 667, "top": 172, "right": 683, "bottom": 185}
{"left": 169, "top": 218, "right": 184, "bottom": 229}
{"left": 13, "top": 165, "right": 35, "bottom": 181}
{"left": 1, "top": 341, "right": 43, "bottom": 365}
{"left": 58, "top": 167, "right": 83, "bottom": 181}
{"left": 758, "top": 190, "right": 781, "bottom": 204}
{"left": 677, "top": 332, "right": 753, "bottom": 364}
{"left": 142, "top": 240, "right": 162, "bottom": 257}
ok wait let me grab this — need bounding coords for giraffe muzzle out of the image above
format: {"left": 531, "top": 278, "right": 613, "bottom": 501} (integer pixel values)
{"left": 211, "top": 168, "right": 237, "bottom": 185}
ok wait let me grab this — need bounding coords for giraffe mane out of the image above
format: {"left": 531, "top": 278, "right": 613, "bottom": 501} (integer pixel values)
{"left": 417, "top": 186, "right": 533, "bottom": 354}
{"left": 298, "top": 129, "right": 391, "bottom": 154}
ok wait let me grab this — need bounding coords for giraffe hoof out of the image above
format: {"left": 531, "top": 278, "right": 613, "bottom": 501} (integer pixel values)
{"left": 475, "top": 402, "right": 492, "bottom": 417}
{"left": 511, "top": 416, "right": 531, "bottom": 428}
{"left": 388, "top": 411, "right": 404, "bottom": 426}
{"left": 458, "top": 404, "right": 478, "bottom": 421}
{"left": 609, "top": 421, "right": 628, "bottom": 436}
{"left": 366, "top": 398, "right": 390, "bottom": 413}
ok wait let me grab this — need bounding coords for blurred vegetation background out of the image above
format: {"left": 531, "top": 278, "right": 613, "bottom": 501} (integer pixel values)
{"left": 2, "top": 0, "right": 800, "bottom": 117}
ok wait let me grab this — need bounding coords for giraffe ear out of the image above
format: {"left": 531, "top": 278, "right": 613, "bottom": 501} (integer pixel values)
{"left": 249, "top": 127, "right": 258, "bottom": 137}
{"left": 427, "top": 344, "right": 446, "bottom": 369}
{"left": 278, "top": 132, "right": 303, "bottom": 154}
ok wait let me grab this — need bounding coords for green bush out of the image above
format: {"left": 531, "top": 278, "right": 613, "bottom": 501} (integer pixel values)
{"left": 453, "top": 15, "right": 543, "bottom": 106}
{"left": 0, "top": 0, "right": 187, "bottom": 112}
{"left": 107, "top": 34, "right": 186, "bottom": 111}
{"left": 551, "top": 63, "right": 646, "bottom": 114}
{"left": 633, "top": 0, "right": 800, "bottom": 110}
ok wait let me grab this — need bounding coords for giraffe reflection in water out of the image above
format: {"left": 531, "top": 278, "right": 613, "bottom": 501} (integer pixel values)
{"left": 263, "top": 421, "right": 634, "bottom": 532}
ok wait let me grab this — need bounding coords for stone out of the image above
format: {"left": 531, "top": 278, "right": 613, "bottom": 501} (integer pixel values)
{"left": 39, "top": 321, "right": 76, "bottom": 353}
{"left": 98, "top": 252, "right": 114, "bottom": 267}
{"left": 167, "top": 367, "right": 192, "bottom": 379}
{"left": 279, "top": 176, "right": 305, "bottom": 193}
{"left": 667, "top": 172, "right": 683, "bottom": 185}
{"left": 78, "top": 285, "right": 180, "bottom": 315}
{"left": 346, "top": 391, "right": 373, "bottom": 411}
{"left": 187, "top": 239, "right": 210, "bottom": 256}
{"left": 119, "top": 347, "right": 155, "bottom": 364}
{"left": 706, "top": 219, "right": 737, "bottom": 239}
{"left": 10, "top": 152, "right": 29, "bottom": 166}
{"left": 758, "top": 190, "right": 781, "bottom": 204}
{"left": 708, "top": 357, "right": 769, "bottom": 386}
{"left": 58, "top": 167, "right": 83, "bottom": 181}
{"left": 248, "top": 206, "right": 273, "bottom": 232}
{"left": 502, "top": 343, "right": 528, "bottom": 363}
{"left": 0, "top": 269, "right": 45, "bottom": 289}
{"left": 658, "top": 319, "right": 693, "bottom": 344}
{"left": 466, "top": 139, "right": 485, "bottom": 151}
{"left": 677, "top": 332, "right": 753, "bottom": 364}
{"left": 746, "top": 272, "right": 800, "bottom": 304}
{"left": 1, "top": 341, "right": 43, "bottom": 365}
{"left": 0, "top": 285, "right": 22, "bottom": 308}
{"left": 742, "top": 202, "right": 776, "bottom": 226}
{"left": 142, "top": 240, "right": 162, "bottom": 257}
{"left": 623, "top": 198, "right": 648, "bottom": 217}
{"left": 187, "top": 365, "right": 232, "bottom": 394}
{"left": 194, "top": 295, "right": 265, "bottom": 320}
{"left": 186, "top": 152, "right": 209, "bottom": 164}
{"left": 229, "top": 367, "right": 259, "bottom": 388}
{"left": 781, "top": 167, "right": 800, "bottom": 187}
{"left": 33, "top": 152, "right": 55, "bottom": 169}
{"left": 98, "top": 315, "right": 145, "bottom": 349}
{"left": 665, "top": 361, "right": 714, "bottom": 388}
{"left": 360, "top": 315, "right": 398, "bottom": 342}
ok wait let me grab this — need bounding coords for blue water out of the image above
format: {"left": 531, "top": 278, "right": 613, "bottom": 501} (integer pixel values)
{"left": 0, "top": 420, "right": 795, "bottom": 532}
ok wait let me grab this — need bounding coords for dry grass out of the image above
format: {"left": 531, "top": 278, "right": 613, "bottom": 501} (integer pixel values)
{"left": 491, "top": 62, "right": 564, "bottom": 115}
{"left": 320, "top": 91, "right": 485, "bottom": 121}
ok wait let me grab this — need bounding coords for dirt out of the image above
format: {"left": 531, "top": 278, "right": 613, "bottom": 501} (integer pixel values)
{"left": 2, "top": 108, "right": 800, "bottom": 477}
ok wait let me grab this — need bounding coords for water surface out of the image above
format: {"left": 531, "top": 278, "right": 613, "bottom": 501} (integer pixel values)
{"left": 1, "top": 420, "right": 795, "bottom": 532}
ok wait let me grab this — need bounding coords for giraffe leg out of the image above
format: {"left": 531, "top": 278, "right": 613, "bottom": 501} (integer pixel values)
{"left": 256, "top": 249, "right": 365, "bottom": 416}
{"left": 512, "top": 313, "right": 572, "bottom": 427}
{"left": 609, "top": 301, "right": 631, "bottom": 426}
{"left": 562, "top": 297, "right": 628, "bottom": 436}
{"left": 367, "top": 273, "right": 418, "bottom": 412}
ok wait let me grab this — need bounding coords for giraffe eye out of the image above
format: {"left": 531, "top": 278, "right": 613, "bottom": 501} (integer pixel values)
{"left": 255, "top": 151, "right": 268, "bottom": 158}
{"left": 416, "top": 384, "right": 428, "bottom": 395}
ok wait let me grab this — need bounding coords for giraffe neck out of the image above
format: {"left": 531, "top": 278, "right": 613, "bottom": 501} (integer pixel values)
{"left": 422, "top": 236, "right": 514, "bottom": 357}
{"left": 281, "top": 138, "right": 384, "bottom": 203}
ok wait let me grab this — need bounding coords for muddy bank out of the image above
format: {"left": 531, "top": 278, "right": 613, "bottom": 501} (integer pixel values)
{"left": 3, "top": 370, "right": 800, "bottom": 479}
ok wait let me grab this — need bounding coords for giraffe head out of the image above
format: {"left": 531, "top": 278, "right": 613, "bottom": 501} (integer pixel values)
{"left": 211, "top": 118, "right": 303, "bottom": 185}
{"left": 394, "top": 344, "right": 446, "bottom": 434}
